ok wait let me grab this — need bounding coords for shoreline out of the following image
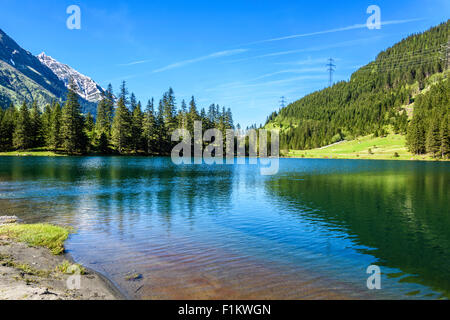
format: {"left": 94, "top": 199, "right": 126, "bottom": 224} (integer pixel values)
{"left": 0, "top": 152, "right": 448, "bottom": 162}
{"left": 0, "top": 219, "right": 126, "bottom": 300}
{"left": 280, "top": 155, "right": 449, "bottom": 162}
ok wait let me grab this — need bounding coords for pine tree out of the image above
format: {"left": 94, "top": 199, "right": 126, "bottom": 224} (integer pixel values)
{"left": 119, "top": 81, "right": 129, "bottom": 107}
{"left": 155, "top": 100, "right": 165, "bottom": 154}
{"left": 187, "top": 96, "right": 199, "bottom": 136}
{"left": 30, "top": 101, "right": 43, "bottom": 148}
{"left": 13, "top": 102, "right": 32, "bottom": 150}
{"left": 49, "top": 103, "right": 62, "bottom": 150}
{"left": 105, "top": 84, "right": 115, "bottom": 125}
{"left": 162, "top": 88, "right": 177, "bottom": 133}
{"left": 111, "top": 96, "right": 132, "bottom": 154}
{"left": 85, "top": 112, "right": 95, "bottom": 151}
{"left": 41, "top": 103, "right": 53, "bottom": 147}
{"left": 226, "top": 108, "right": 234, "bottom": 129}
{"left": 131, "top": 101, "right": 144, "bottom": 152}
{"left": 130, "top": 93, "right": 137, "bottom": 111}
{"left": 407, "top": 117, "right": 426, "bottom": 155}
{"left": 0, "top": 105, "right": 15, "bottom": 151}
{"left": 60, "top": 82, "right": 87, "bottom": 154}
{"left": 98, "top": 132, "right": 109, "bottom": 154}
{"left": 143, "top": 99, "right": 157, "bottom": 154}
{"left": 441, "top": 115, "right": 450, "bottom": 159}
{"left": 95, "top": 84, "right": 115, "bottom": 145}
{"left": 178, "top": 99, "right": 188, "bottom": 129}
{"left": 426, "top": 118, "right": 441, "bottom": 158}
{"left": 96, "top": 98, "right": 110, "bottom": 136}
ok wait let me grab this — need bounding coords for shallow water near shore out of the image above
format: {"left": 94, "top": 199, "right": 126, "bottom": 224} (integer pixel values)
{"left": 0, "top": 157, "right": 449, "bottom": 299}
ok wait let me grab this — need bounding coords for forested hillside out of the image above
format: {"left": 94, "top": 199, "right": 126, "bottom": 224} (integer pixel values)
{"left": 266, "top": 20, "right": 449, "bottom": 158}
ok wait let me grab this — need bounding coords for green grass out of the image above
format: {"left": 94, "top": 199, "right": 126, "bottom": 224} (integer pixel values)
{"left": 0, "top": 253, "right": 50, "bottom": 277}
{"left": 284, "top": 134, "right": 442, "bottom": 161}
{"left": 0, "top": 224, "right": 71, "bottom": 255}
{"left": 0, "top": 149, "right": 64, "bottom": 157}
{"left": 56, "top": 260, "right": 86, "bottom": 275}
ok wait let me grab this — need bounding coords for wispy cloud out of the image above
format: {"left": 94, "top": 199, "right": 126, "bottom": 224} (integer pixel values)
{"left": 207, "top": 75, "right": 326, "bottom": 92}
{"left": 250, "top": 68, "right": 325, "bottom": 81}
{"left": 246, "top": 18, "right": 424, "bottom": 45}
{"left": 226, "top": 36, "right": 384, "bottom": 63}
{"left": 153, "top": 49, "right": 249, "bottom": 73}
{"left": 118, "top": 59, "right": 152, "bottom": 67}
{"left": 274, "top": 57, "right": 332, "bottom": 66}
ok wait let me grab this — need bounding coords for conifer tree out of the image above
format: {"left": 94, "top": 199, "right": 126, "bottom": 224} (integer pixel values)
{"left": 60, "top": 82, "right": 86, "bottom": 154}
{"left": 119, "top": 81, "right": 129, "bottom": 107}
{"left": 407, "top": 117, "right": 426, "bottom": 155}
{"left": 105, "top": 84, "right": 115, "bottom": 125}
{"left": 49, "top": 103, "right": 62, "bottom": 150}
{"left": 30, "top": 101, "right": 43, "bottom": 148}
{"left": 441, "top": 115, "right": 450, "bottom": 159}
{"left": 0, "top": 105, "right": 15, "bottom": 151}
{"left": 85, "top": 112, "right": 96, "bottom": 150}
{"left": 178, "top": 100, "right": 188, "bottom": 129}
{"left": 162, "top": 88, "right": 177, "bottom": 133}
{"left": 187, "top": 96, "right": 199, "bottom": 136}
{"left": 131, "top": 101, "right": 144, "bottom": 152}
{"left": 95, "top": 84, "right": 115, "bottom": 145}
{"left": 155, "top": 100, "right": 165, "bottom": 154}
{"left": 96, "top": 98, "right": 110, "bottom": 136}
{"left": 41, "top": 103, "right": 53, "bottom": 147}
{"left": 426, "top": 118, "right": 441, "bottom": 157}
{"left": 111, "top": 96, "right": 132, "bottom": 154}
{"left": 13, "top": 102, "right": 32, "bottom": 150}
{"left": 143, "top": 99, "right": 157, "bottom": 154}
{"left": 130, "top": 93, "right": 137, "bottom": 111}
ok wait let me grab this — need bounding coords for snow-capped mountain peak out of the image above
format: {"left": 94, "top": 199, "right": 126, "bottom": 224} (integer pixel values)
{"left": 37, "top": 52, "right": 104, "bottom": 103}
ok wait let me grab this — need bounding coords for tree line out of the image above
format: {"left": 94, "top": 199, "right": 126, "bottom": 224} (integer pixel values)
{"left": 0, "top": 81, "right": 235, "bottom": 155}
{"left": 406, "top": 77, "right": 450, "bottom": 158}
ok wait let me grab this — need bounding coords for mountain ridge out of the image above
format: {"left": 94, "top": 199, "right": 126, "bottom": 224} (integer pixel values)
{"left": 0, "top": 28, "right": 67, "bottom": 107}
{"left": 37, "top": 52, "right": 105, "bottom": 103}
{"left": 0, "top": 28, "right": 99, "bottom": 114}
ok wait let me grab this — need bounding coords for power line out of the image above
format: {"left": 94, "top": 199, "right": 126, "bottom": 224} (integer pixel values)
{"left": 375, "top": 47, "right": 442, "bottom": 60}
{"left": 326, "top": 58, "right": 336, "bottom": 87}
{"left": 279, "top": 96, "right": 287, "bottom": 110}
{"left": 355, "top": 47, "right": 444, "bottom": 74}
{"left": 367, "top": 62, "right": 440, "bottom": 73}
{"left": 353, "top": 45, "right": 444, "bottom": 74}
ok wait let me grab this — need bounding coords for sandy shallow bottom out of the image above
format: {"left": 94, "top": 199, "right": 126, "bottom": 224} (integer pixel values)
{"left": 0, "top": 236, "right": 123, "bottom": 300}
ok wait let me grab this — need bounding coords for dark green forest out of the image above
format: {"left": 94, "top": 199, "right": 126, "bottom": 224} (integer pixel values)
{"left": 266, "top": 20, "right": 449, "bottom": 159}
{"left": 0, "top": 81, "right": 234, "bottom": 155}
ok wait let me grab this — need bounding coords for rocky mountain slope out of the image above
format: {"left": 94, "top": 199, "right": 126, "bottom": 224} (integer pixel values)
{"left": 0, "top": 28, "right": 100, "bottom": 114}
{"left": 37, "top": 52, "right": 105, "bottom": 103}
{"left": 0, "top": 28, "right": 66, "bottom": 107}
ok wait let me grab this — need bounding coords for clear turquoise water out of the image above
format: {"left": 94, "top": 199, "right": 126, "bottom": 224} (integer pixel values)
{"left": 0, "top": 157, "right": 448, "bottom": 299}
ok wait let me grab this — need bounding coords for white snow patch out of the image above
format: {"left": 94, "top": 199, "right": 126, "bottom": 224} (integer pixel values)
{"left": 37, "top": 52, "right": 104, "bottom": 103}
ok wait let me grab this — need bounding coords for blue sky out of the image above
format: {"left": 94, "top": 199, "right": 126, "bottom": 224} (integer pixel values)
{"left": 0, "top": 0, "right": 449, "bottom": 127}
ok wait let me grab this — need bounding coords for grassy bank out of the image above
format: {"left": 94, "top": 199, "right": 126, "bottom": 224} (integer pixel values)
{"left": 0, "top": 224, "right": 70, "bottom": 255}
{"left": 0, "top": 222, "right": 121, "bottom": 300}
{"left": 1, "top": 135, "right": 447, "bottom": 161}
{"left": 283, "top": 134, "right": 444, "bottom": 161}
{"left": 0, "top": 150, "right": 64, "bottom": 157}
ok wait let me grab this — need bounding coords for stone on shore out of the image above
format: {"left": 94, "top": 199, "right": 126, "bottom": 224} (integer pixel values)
{"left": 0, "top": 216, "right": 22, "bottom": 226}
